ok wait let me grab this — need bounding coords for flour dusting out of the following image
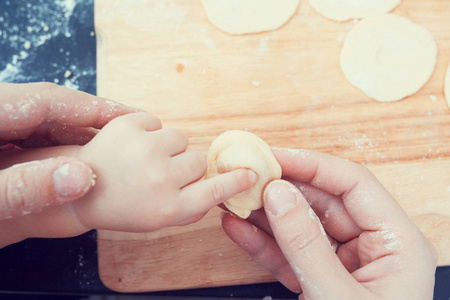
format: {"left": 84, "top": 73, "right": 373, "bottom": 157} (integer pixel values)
{"left": 0, "top": 0, "right": 96, "bottom": 93}
{"left": 286, "top": 148, "right": 311, "bottom": 159}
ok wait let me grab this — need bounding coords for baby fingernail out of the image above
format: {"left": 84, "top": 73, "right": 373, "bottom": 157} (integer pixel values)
{"left": 247, "top": 169, "right": 258, "bottom": 183}
{"left": 53, "top": 162, "right": 95, "bottom": 202}
{"left": 264, "top": 180, "right": 298, "bottom": 217}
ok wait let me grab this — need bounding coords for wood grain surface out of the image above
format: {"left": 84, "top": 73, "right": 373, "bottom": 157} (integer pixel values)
{"left": 95, "top": 0, "right": 450, "bottom": 292}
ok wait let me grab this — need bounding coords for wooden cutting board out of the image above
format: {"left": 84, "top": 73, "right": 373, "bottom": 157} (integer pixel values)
{"left": 96, "top": 0, "right": 450, "bottom": 292}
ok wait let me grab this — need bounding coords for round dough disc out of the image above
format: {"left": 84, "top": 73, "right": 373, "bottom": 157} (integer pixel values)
{"left": 309, "top": 0, "right": 400, "bottom": 22}
{"left": 201, "top": 0, "right": 301, "bottom": 35}
{"left": 206, "top": 130, "right": 281, "bottom": 219}
{"left": 340, "top": 14, "right": 437, "bottom": 102}
{"left": 445, "top": 63, "right": 450, "bottom": 108}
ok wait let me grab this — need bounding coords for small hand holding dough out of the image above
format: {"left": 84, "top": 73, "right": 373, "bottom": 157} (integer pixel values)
{"left": 206, "top": 130, "right": 281, "bottom": 219}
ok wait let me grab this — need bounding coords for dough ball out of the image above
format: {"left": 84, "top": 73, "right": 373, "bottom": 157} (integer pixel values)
{"left": 201, "top": 0, "right": 301, "bottom": 35}
{"left": 206, "top": 130, "right": 281, "bottom": 219}
{"left": 445, "top": 63, "right": 450, "bottom": 108}
{"left": 340, "top": 14, "right": 437, "bottom": 102}
{"left": 309, "top": 0, "right": 400, "bottom": 22}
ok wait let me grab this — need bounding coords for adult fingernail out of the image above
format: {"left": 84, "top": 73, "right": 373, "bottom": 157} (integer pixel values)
{"left": 220, "top": 210, "right": 236, "bottom": 219}
{"left": 264, "top": 180, "right": 298, "bottom": 217}
{"left": 53, "top": 162, "right": 95, "bottom": 202}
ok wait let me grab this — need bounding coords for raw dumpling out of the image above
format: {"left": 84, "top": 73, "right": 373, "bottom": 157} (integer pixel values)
{"left": 206, "top": 130, "right": 281, "bottom": 218}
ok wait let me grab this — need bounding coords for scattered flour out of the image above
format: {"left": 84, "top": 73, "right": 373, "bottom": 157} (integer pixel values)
{"left": 252, "top": 80, "right": 261, "bottom": 87}
{"left": 258, "top": 36, "right": 270, "bottom": 55}
{"left": 286, "top": 148, "right": 311, "bottom": 159}
{"left": 0, "top": 62, "right": 20, "bottom": 82}
{"left": 63, "top": 79, "right": 79, "bottom": 90}
{"left": 0, "top": 0, "right": 95, "bottom": 91}
{"left": 64, "top": 70, "right": 72, "bottom": 78}
{"left": 374, "top": 225, "right": 402, "bottom": 251}
{"left": 105, "top": 99, "right": 120, "bottom": 108}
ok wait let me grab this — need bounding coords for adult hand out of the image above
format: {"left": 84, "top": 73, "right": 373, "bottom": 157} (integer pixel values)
{"left": 222, "top": 148, "right": 437, "bottom": 299}
{"left": 0, "top": 82, "right": 141, "bottom": 221}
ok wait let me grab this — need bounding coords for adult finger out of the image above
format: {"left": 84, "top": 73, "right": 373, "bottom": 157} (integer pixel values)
{"left": 272, "top": 148, "right": 411, "bottom": 231}
{"left": 179, "top": 168, "right": 258, "bottom": 216}
{"left": 8, "top": 124, "right": 98, "bottom": 148}
{"left": 289, "top": 180, "right": 362, "bottom": 243}
{"left": 336, "top": 238, "right": 361, "bottom": 273}
{"left": 0, "top": 82, "right": 143, "bottom": 134}
{"left": 224, "top": 205, "right": 338, "bottom": 249}
{"left": 263, "top": 180, "right": 363, "bottom": 298}
{"left": 44, "top": 125, "right": 98, "bottom": 146}
{"left": 0, "top": 157, "right": 95, "bottom": 221}
{"left": 221, "top": 211, "right": 302, "bottom": 293}
{"left": 246, "top": 208, "right": 273, "bottom": 237}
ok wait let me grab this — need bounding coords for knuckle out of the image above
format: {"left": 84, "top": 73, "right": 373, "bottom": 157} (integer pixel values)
{"left": 179, "top": 152, "right": 206, "bottom": 179}
{"left": 140, "top": 112, "right": 162, "bottom": 129}
{"left": 143, "top": 112, "right": 160, "bottom": 123}
{"left": 3, "top": 169, "right": 33, "bottom": 215}
{"left": 182, "top": 159, "right": 198, "bottom": 178}
{"left": 147, "top": 172, "right": 167, "bottom": 193}
{"left": 190, "top": 151, "right": 206, "bottom": 171}
{"left": 168, "top": 127, "right": 186, "bottom": 139}
{"left": 285, "top": 229, "right": 322, "bottom": 253}
{"left": 107, "top": 114, "right": 128, "bottom": 128}
{"left": 351, "top": 161, "right": 374, "bottom": 178}
{"left": 152, "top": 116, "right": 163, "bottom": 129}
{"left": 142, "top": 111, "right": 160, "bottom": 122}
{"left": 210, "top": 181, "right": 226, "bottom": 203}
{"left": 177, "top": 129, "right": 188, "bottom": 144}
{"left": 166, "top": 127, "right": 188, "bottom": 147}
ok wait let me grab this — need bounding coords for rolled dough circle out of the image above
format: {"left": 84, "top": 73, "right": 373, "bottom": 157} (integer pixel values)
{"left": 201, "top": 0, "right": 301, "bottom": 35}
{"left": 445, "top": 63, "right": 450, "bottom": 108}
{"left": 340, "top": 14, "right": 437, "bottom": 102}
{"left": 206, "top": 130, "right": 281, "bottom": 219}
{"left": 309, "top": 0, "right": 401, "bottom": 22}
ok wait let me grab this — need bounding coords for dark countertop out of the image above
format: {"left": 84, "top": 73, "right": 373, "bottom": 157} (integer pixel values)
{"left": 0, "top": 1, "right": 449, "bottom": 299}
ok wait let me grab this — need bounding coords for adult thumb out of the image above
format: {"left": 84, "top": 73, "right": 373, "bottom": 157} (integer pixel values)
{"left": 263, "top": 180, "right": 361, "bottom": 299}
{"left": 0, "top": 157, "right": 95, "bottom": 221}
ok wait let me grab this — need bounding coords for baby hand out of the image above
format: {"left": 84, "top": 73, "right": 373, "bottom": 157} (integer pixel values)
{"left": 73, "top": 112, "right": 257, "bottom": 232}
